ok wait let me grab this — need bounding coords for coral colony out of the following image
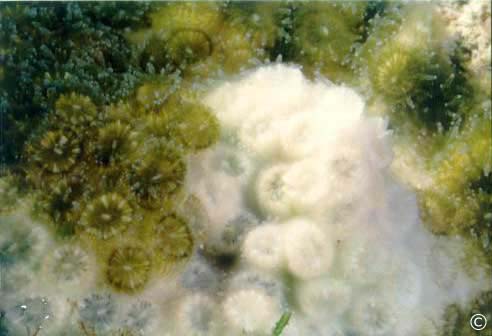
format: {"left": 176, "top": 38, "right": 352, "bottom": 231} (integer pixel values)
{"left": 0, "top": 2, "right": 490, "bottom": 336}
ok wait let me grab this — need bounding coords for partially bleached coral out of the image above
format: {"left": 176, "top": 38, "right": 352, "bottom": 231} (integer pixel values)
{"left": 2, "top": 3, "right": 490, "bottom": 334}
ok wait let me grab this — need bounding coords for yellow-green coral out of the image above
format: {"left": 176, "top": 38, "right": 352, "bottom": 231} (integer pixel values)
{"left": 106, "top": 245, "right": 152, "bottom": 293}
{"left": 28, "top": 130, "right": 81, "bottom": 174}
{"left": 154, "top": 213, "right": 193, "bottom": 262}
{"left": 166, "top": 29, "right": 214, "bottom": 67}
{"left": 169, "top": 103, "right": 220, "bottom": 152}
{"left": 80, "top": 193, "right": 133, "bottom": 240}
{"left": 54, "top": 93, "right": 102, "bottom": 130}
{"left": 420, "top": 106, "right": 491, "bottom": 237}
{"left": 293, "top": 2, "right": 367, "bottom": 82}
{"left": 91, "top": 121, "right": 137, "bottom": 166}
{"left": 42, "top": 176, "right": 86, "bottom": 236}
{"left": 129, "top": 144, "right": 186, "bottom": 209}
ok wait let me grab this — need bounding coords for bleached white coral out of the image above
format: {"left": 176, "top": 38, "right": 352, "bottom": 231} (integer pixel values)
{"left": 222, "top": 288, "right": 280, "bottom": 334}
{"left": 241, "top": 222, "right": 285, "bottom": 271}
{"left": 282, "top": 218, "right": 334, "bottom": 279}
{"left": 256, "top": 160, "right": 331, "bottom": 218}
{"left": 297, "top": 277, "right": 352, "bottom": 319}
{"left": 197, "top": 64, "right": 489, "bottom": 336}
{"left": 350, "top": 294, "right": 398, "bottom": 336}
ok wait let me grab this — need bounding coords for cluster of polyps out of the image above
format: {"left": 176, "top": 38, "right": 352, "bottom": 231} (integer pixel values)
{"left": 180, "top": 64, "right": 490, "bottom": 335}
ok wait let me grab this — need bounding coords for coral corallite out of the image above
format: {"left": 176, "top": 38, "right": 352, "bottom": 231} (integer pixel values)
{"left": 80, "top": 193, "right": 133, "bottom": 240}
{"left": 29, "top": 130, "right": 81, "bottom": 174}
{"left": 106, "top": 246, "right": 152, "bottom": 293}
{"left": 129, "top": 146, "right": 186, "bottom": 208}
{"left": 92, "top": 121, "right": 137, "bottom": 166}
{"left": 154, "top": 213, "right": 193, "bottom": 262}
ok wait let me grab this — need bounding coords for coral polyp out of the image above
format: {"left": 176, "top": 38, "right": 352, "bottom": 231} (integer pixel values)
{"left": 129, "top": 146, "right": 186, "bottom": 208}
{"left": 170, "top": 103, "right": 220, "bottom": 152}
{"left": 106, "top": 246, "right": 152, "bottom": 293}
{"left": 176, "top": 294, "right": 219, "bottom": 336}
{"left": 255, "top": 164, "right": 290, "bottom": 217}
{"left": 42, "top": 176, "right": 86, "bottom": 236}
{"left": 79, "top": 293, "right": 116, "bottom": 331}
{"left": 350, "top": 295, "right": 398, "bottom": 336}
{"left": 91, "top": 121, "right": 136, "bottom": 166}
{"left": 370, "top": 47, "right": 417, "bottom": 101}
{"left": 43, "top": 244, "right": 93, "bottom": 284}
{"left": 241, "top": 223, "right": 285, "bottom": 271}
{"left": 0, "top": 214, "right": 49, "bottom": 269}
{"left": 154, "top": 213, "right": 193, "bottom": 262}
{"left": 54, "top": 93, "right": 101, "bottom": 130}
{"left": 80, "top": 193, "right": 132, "bottom": 240}
{"left": 28, "top": 130, "right": 80, "bottom": 174}
{"left": 222, "top": 288, "right": 280, "bottom": 335}
{"left": 166, "top": 29, "right": 213, "bottom": 67}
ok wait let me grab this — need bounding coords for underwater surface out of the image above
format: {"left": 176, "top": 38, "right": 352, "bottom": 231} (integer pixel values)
{"left": 0, "top": 1, "right": 491, "bottom": 335}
